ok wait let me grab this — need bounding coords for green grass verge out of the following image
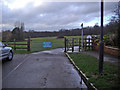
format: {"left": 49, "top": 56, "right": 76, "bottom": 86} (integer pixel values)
{"left": 68, "top": 53, "right": 120, "bottom": 89}
{"left": 13, "top": 50, "right": 30, "bottom": 54}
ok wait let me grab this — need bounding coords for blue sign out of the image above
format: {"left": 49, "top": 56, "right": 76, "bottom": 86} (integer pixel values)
{"left": 43, "top": 42, "right": 52, "bottom": 47}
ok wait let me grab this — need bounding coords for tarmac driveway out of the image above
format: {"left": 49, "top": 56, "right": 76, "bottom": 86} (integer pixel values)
{"left": 2, "top": 48, "right": 87, "bottom": 88}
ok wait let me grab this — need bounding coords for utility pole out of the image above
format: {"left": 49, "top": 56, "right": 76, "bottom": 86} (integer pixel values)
{"left": 81, "top": 23, "right": 83, "bottom": 52}
{"left": 99, "top": 0, "right": 104, "bottom": 74}
{"left": 118, "top": 1, "right": 120, "bottom": 19}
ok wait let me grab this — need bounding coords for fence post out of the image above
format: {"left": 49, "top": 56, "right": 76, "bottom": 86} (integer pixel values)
{"left": 14, "top": 39, "right": 16, "bottom": 50}
{"left": 27, "top": 37, "right": 30, "bottom": 51}
{"left": 89, "top": 38, "right": 90, "bottom": 50}
{"left": 64, "top": 38, "right": 67, "bottom": 52}
{"left": 79, "top": 38, "right": 81, "bottom": 52}
{"left": 92, "top": 38, "right": 94, "bottom": 50}
{"left": 72, "top": 38, "right": 74, "bottom": 52}
{"left": 67, "top": 39, "right": 68, "bottom": 51}
{"left": 85, "top": 38, "right": 87, "bottom": 51}
{"left": 83, "top": 38, "right": 84, "bottom": 50}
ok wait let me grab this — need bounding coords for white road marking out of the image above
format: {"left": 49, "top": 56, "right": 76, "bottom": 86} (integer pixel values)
{"left": 3, "top": 55, "right": 30, "bottom": 81}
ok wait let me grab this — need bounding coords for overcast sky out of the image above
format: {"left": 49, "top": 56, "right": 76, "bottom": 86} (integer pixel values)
{"left": 1, "top": 0, "right": 118, "bottom": 31}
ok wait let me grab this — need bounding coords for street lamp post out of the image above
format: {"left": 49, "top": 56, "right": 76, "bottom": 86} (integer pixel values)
{"left": 99, "top": 0, "right": 104, "bottom": 74}
{"left": 118, "top": 1, "right": 120, "bottom": 49}
{"left": 81, "top": 23, "right": 83, "bottom": 52}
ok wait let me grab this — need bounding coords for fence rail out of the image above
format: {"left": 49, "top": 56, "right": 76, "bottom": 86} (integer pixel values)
{"left": 7, "top": 43, "right": 28, "bottom": 45}
{"left": 2, "top": 38, "right": 30, "bottom": 51}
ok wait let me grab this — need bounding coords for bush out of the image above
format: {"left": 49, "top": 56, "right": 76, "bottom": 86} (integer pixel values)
{"left": 104, "top": 34, "right": 118, "bottom": 47}
{"left": 103, "top": 35, "right": 109, "bottom": 46}
{"left": 94, "top": 39, "right": 100, "bottom": 46}
{"left": 94, "top": 34, "right": 118, "bottom": 47}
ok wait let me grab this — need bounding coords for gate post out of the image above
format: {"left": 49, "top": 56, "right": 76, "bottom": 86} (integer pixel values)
{"left": 79, "top": 38, "right": 81, "bottom": 52}
{"left": 14, "top": 39, "right": 16, "bottom": 50}
{"left": 27, "top": 37, "right": 30, "bottom": 51}
{"left": 72, "top": 38, "right": 74, "bottom": 52}
{"left": 64, "top": 38, "right": 67, "bottom": 52}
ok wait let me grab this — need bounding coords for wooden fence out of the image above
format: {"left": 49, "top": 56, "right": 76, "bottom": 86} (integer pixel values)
{"left": 2, "top": 38, "right": 30, "bottom": 51}
{"left": 64, "top": 37, "right": 94, "bottom": 52}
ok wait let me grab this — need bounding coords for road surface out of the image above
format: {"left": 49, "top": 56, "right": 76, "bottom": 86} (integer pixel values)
{"left": 2, "top": 48, "right": 87, "bottom": 88}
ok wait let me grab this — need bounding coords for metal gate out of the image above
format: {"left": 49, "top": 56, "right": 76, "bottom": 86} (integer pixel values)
{"left": 64, "top": 37, "right": 94, "bottom": 52}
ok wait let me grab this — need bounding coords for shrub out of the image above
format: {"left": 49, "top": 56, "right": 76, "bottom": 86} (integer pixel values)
{"left": 94, "top": 39, "right": 100, "bottom": 46}
{"left": 94, "top": 35, "right": 112, "bottom": 46}
{"left": 104, "top": 34, "right": 118, "bottom": 47}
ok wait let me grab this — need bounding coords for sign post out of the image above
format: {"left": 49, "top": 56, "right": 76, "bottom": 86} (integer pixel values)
{"left": 81, "top": 23, "right": 83, "bottom": 51}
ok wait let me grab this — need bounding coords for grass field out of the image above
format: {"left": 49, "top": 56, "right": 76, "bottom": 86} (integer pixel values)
{"left": 3, "top": 36, "right": 79, "bottom": 53}
{"left": 68, "top": 53, "right": 120, "bottom": 89}
{"left": 30, "top": 36, "right": 88, "bottom": 52}
{"left": 4, "top": 37, "right": 64, "bottom": 53}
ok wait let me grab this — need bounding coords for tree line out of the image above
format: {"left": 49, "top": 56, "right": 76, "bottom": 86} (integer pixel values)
{"left": 2, "top": 20, "right": 118, "bottom": 41}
